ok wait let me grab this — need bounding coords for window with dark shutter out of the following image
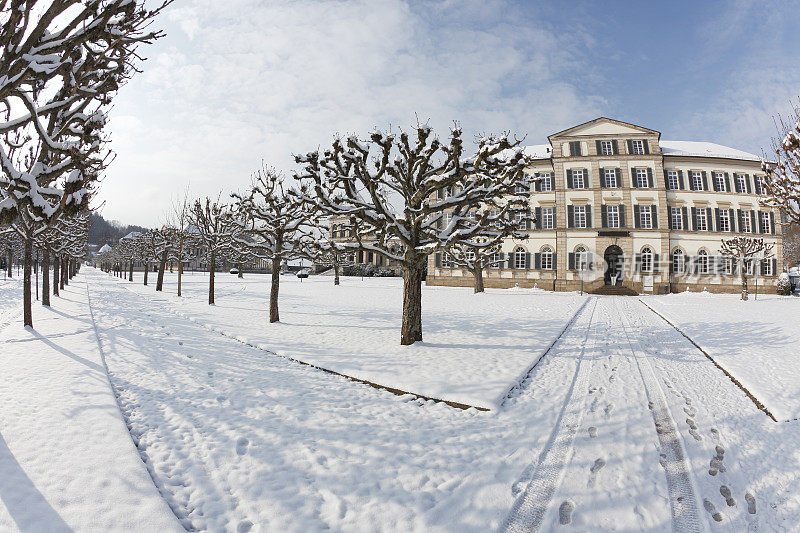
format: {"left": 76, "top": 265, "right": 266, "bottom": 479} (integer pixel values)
{"left": 619, "top": 205, "right": 626, "bottom": 228}
{"left": 569, "top": 141, "right": 582, "bottom": 157}
{"left": 567, "top": 205, "right": 575, "bottom": 228}
{"left": 601, "top": 205, "right": 608, "bottom": 228}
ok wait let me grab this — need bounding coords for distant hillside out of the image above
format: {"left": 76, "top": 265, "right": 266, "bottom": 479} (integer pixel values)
{"left": 88, "top": 213, "right": 148, "bottom": 247}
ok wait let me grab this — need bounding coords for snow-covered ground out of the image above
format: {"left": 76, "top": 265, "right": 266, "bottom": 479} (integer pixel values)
{"left": 4, "top": 268, "right": 800, "bottom": 531}
{"left": 120, "top": 271, "right": 588, "bottom": 410}
{"left": 0, "top": 274, "right": 181, "bottom": 532}
{"left": 644, "top": 292, "right": 800, "bottom": 422}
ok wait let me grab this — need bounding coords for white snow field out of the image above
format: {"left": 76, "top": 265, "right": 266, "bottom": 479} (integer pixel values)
{"left": 3, "top": 268, "right": 800, "bottom": 532}
{"left": 121, "top": 271, "right": 588, "bottom": 410}
{"left": 644, "top": 292, "right": 800, "bottom": 422}
{"left": 0, "top": 275, "right": 182, "bottom": 532}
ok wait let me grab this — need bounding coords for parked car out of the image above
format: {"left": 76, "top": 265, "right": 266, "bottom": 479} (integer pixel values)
{"left": 229, "top": 268, "right": 239, "bottom": 274}
{"left": 296, "top": 269, "right": 310, "bottom": 279}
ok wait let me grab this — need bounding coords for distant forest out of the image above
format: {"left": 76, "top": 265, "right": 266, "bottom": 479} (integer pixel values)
{"left": 88, "top": 212, "right": 148, "bottom": 247}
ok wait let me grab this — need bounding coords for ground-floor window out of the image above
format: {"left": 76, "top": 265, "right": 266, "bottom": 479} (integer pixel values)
{"left": 541, "top": 246, "right": 553, "bottom": 270}
{"left": 575, "top": 246, "right": 589, "bottom": 271}
{"left": 672, "top": 249, "right": 685, "bottom": 273}
{"left": 762, "top": 258, "right": 773, "bottom": 276}
{"left": 641, "top": 247, "right": 653, "bottom": 272}
{"left": 514, "top": 247, "right": 527, "bottom": 269}
{"left": 698, "top": 250, "right": 709, "bottom": 274}
{"left": 722, "top": 257, "right": 733, "bottom": 275}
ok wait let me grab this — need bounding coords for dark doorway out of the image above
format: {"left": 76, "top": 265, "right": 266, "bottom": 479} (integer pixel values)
{"left": 604, "top": 245, "right": 623, "bottom": 286}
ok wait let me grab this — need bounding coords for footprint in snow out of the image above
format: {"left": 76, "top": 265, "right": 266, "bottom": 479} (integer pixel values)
{"left": 588, "top": 427, "right": 598, "bottom": 438}
{"left": 237, "top": 520, "right": 253, "bottom": 533}
{"left": 236, "top": 437, "right": 249, "bottom": 456}
{"left": 559, "top": 499, "right": 576, "bottom": 525}
{"left": 703, "top": 499, "right": 723, "bottom": 522}
{"left": 588, "top": 457, "right": 606, "bottom": 488}
{"left": 604, "top": 403, "right": 614, "bottom": 417}
{"left": 720, "top": 485, "right": 736, "bottom": 507}
{"left": 745, "top": 491, "right": 757, "bottom": 514}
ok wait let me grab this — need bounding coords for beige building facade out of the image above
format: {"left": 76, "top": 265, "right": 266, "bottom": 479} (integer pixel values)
{"left": 428, "top": 117, "right": 784, "bottom": 294}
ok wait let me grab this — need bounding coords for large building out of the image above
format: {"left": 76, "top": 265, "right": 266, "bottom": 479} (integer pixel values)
{"left": 428, "top": 117, "right": 784, "bottom": 294}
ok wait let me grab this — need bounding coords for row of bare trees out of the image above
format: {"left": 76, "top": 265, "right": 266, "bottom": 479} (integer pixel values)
{"left": 0, "top": 0, "right": 171, "bottom": 327}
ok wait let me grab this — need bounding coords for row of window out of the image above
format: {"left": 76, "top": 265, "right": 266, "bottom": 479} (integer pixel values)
{"left": 528, "top": 168, "right": 767, "bottom": 193}
{"left": 567, "top": 139, "right": 650, "bottom": 157}
{"left": 436, "top": 247, "right": 777, "bottom": 276}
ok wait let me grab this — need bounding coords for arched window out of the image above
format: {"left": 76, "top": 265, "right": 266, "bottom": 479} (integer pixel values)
{"left": 514, "top": 246, "right": 527, "bottom": 269}
{"left": 641, "top": 246, "right": 653, "bottom": 272}
{"left": 671, "top": 249, "right": 685, "bottom": 274}
{"left": 575, "top": 246, "right": 589, "bottom": 271}
{"left": 698, "top": 249, "right": 709, "bottom": 274}
{"left": 541, "top": 246, "right": 553, "bottom": 270}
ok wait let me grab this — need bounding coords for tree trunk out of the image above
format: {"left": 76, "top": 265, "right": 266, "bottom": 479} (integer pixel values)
{"left": 143, "top": 262, "right": 149, "bottom": 286}
{"left": 129, "top": 259, "right": 134, "bottom": 282}
{"left": 741, "top": 257, "right": 748, "bottom": 301}
{"left": 473, "top": 264, "right": 485, "bottom": 293}
{"left": 60, "top": 256, "right": 66, "bottom": 289}
{"left": 156, "top": 250, "right": 167, "bottom": 291}
{"left": 334, "top": 261, "right": 340, "bottom": 286}
{"left": 208, "top": 251, "right": 215, "bottom": 305}
{"left": 53, "top": 255, "right": 59, "bottom": 296}
{"left": 238, "top": 262, "right": 243, "bottom": 278}
{"left": 6, "top": 247, "right": 11, "bottom": 278}
{"left": 177, "top": 259, "right": 183, "bottom": 297}
{"left": 269, "top": 257, "right": 281, "bottom": 323}
{"left": 42, "top": 251, "right": 50, "bottom": 307}
{"left": 401, "top": 262, "right": 424, "bottom": 345}
{"left": 23, "top": 237, "right": 33, "bottom": 328}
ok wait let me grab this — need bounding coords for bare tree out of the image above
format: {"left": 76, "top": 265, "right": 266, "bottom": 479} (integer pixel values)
{"left": 165, "top": 190, "right": 197, "bottom": 297}
{"left": 189, "top": 196, "right": 231, "bottom": 304}
{"left": 720, "top": 236, "right": 774, "bottom": 300}
{"left": 0, "top": 0, "right": 172, "bottom": 327}
{"left": 232, "top": 165, "right": 314, "bottom": 323}
{"left": 296, "top": 124, "right": 532, "bottom": 344}
{"left": 762, "top": 104, "right": 800, "bottom": 225}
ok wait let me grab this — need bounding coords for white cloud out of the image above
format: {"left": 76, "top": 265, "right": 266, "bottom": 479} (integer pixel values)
{"left": 98, "top": 0, "right": 602, "bottom": 226}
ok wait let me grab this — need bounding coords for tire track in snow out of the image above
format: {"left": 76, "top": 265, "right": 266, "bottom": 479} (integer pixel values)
{"left": 501, "top": 297, "right": 600, "bottom": 533}
{"left": 614, "top": 298, "right": 707, "bottom": 533}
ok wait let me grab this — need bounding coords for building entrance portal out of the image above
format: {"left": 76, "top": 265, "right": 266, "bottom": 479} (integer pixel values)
{"left": 604, "top": 245, "right": 624, "bottom": 286}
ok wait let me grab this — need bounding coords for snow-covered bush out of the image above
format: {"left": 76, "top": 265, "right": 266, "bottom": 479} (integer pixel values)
{"left": 777, "top": 273, "right": 793, "bottom": 295}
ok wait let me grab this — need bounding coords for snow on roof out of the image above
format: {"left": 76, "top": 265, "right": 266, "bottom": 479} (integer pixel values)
{"left": 520, "top": 144, "right": 551, "bottom": 159}
{"left": 99, "top": 244, "right": 112, "bottom": 253}
{"left": 659, "top": 141, "right": 760, "bottom": 162}
{"left": 120, "top": 231, "right": 142, "bottom": 242}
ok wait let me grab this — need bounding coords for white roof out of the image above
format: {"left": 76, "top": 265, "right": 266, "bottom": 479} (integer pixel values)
{"left": 120, "top": 231, "right": 142, "bottom": 242}
{"left": 99, "top": 244, "right": 112, "bottom": 253}
{"left": 659, "top": 140, "right": 760, "bottom": 162}
{"left": 520, "top": 144, "right": 551, "bottom": 159}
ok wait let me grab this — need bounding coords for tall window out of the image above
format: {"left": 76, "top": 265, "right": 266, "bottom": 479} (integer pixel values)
{"left": 515, "top": 211, "right": 527, "bottom": 230}
{"left": 692, "top": 171, "right": 703, "bottom": 191}
{"left": 762, "top": 258, "right": 773, "bottom": 276}
{"left": 631, "top": 140, "right": 645, "bottom": 155}
{"left": 754, "top": 175, "right": 764, "bottom": 195}
{"left": 542, "top": 207, "right": 555, "bottom": 229}
{"left": 442, "top": 252, "right": 453, "bottom": 268}
{"left": 639, "top": 205, "right": 653, "bottom": 229}
{"left": 698, "top": 250, "right": 709, "bottom": 274}
{"left": 489, "top": 251, "right": 501, "bottom": 268}
{"left": 541, "top": 246, "right": 553, "bottom": 270}
{"left": 740, "top": 210, "right": 751, "bottom": 233}
{"left": 672, "top": 249, "right": 685, "bottom": 274}
{"left": 667, "top": 170, "right": 679, "bottom": 190}
{"left": 539, "top": 173, "right": 553, "bottom": 192}
{"left": 515, "top": 180, "right": 529, "bottom": 194}
{"left": 714, "top": 172, "right": 726, "bottom": 192}
{"left": 574, "top": 205, "right": 588, "bottom": 228}
{"left": 736, "top": 173, "right": 747, "bottom": 193}
{"left": 465, "top": 249, "right": 476, "bottom": 263}
{"left": 695, "top": 208, "right": 707, "bottom": 231}
{"left": 760, "top": 211, "right": 771, "bottom": 233}
{"left": 670, "top": 206, "right": 683, "bottom": 230}
{"left": 606, "top": 205, "right": 620, "bottom": 228}
{"left": 572, "top": 169, "right": 585, "bottom": 189}
{"left": 641, "top": 247, "right": 653, "bottom": 272}
{"left": 575, "top": 246, "right": 589, "bottom": 270}
{"left": 722, "top": 257, "right": 733, "bottom": 275}
{"left": 604, "top": 168, "right": 617, "bottom": 188}
{"left": 600, "top": 140, "right": 613, "bottom": 155}
{"left": 514, "top": 247, "right": 526, "bottom": 269}
{"left": 636, "top": 168, "right": 649, "bottom": 188}
{"left": 718, "top": 209, "right": 731, "bottom": 232}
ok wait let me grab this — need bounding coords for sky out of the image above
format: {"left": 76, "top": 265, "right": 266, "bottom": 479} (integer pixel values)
{"left": 99, "top": 0, "right": 800, "bottom": 227}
